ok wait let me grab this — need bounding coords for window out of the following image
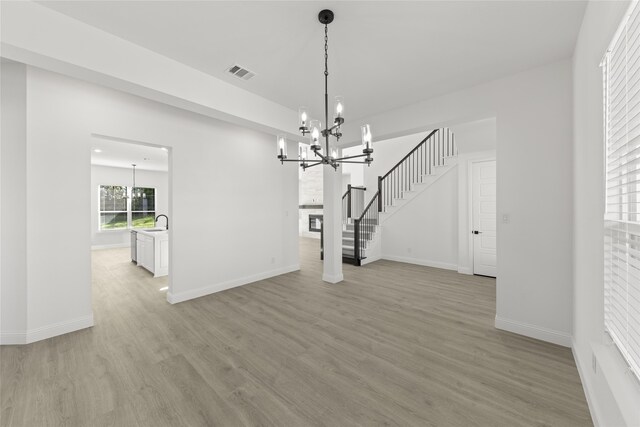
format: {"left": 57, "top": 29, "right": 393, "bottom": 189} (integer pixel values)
{"left": 131, "top": 187, "right": 156, "bottom": 228}
{"left": 603, "top": 1, "right": 640, "bottom": 382}
{"left": 98, "top": 185, "right": 155, "bottom": 230}
{"left": 99, "top": 185, "right": 128, "bottom": 230}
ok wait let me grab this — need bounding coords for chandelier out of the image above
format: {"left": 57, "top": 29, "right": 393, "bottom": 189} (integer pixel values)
{"left": 130, "top": 163, "right": 144, "bottom": 199}
{"left": 277, "top": 9, "right": 373, "bottom": 170}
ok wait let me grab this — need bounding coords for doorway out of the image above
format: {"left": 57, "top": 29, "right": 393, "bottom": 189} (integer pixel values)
{"left": 471, "top": 159, "right": 497, "bottom": 277}
{"left": 90, "top": 134, "right": 171, "bottom": 300}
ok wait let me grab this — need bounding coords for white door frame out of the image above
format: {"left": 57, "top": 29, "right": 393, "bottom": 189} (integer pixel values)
{"left": 456, "top": 152, "right": 496, "bottom": 275}
{"left": 468, "top": 158, "right": 497, "bottom": 276}
{"left": 88, "top": 133, "right": 173, "bottom": 303}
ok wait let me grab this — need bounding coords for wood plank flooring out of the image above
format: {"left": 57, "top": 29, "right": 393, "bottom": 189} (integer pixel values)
{"left": 1, "top": 238, "right": 591, "bottom": 426}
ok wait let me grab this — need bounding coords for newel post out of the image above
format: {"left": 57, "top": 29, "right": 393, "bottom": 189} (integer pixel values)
{"left": 377, "top": 176, "right": 383, "bottom": 212}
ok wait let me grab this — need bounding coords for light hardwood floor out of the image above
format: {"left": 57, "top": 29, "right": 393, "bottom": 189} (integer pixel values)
{"left": 1, "top": 238, "right": 591, "bottom": 426}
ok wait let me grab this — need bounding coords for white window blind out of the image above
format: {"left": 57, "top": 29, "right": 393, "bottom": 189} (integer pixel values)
{"left": 604, "top": 1, "right": 640, "bottom": 382}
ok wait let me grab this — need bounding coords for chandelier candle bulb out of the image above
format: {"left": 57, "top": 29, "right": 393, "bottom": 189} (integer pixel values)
{"left": 276, "top": 135, "right": 288, "bottom": 160}
{"left": 299, "top": 107, "right": 309, "bottom": 132}
{"left": 361, "top": 124, "right": 373, "bottom": 153}
{"left": 334, "top": 96, "right": 344, "bottom": 123}
{"left": 310, "top": 120, "right": 321, "bottom": 151}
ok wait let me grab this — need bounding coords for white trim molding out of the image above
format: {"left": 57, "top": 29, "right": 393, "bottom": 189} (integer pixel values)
{"left": 457, "top": 151, "right": 497, "bottom": 276}
{"left": 457, "top": 266, "right": 473, "bottom": 275}
{"left": 572, "top": 343, "right": 603, "bottom": 427}
{"left": 91, "top": 243, "right": 130, "bottom": 250}
{"left": 361, "top": 254, "right": 382, "bottom": 266}
{"left": 495, "top": 315, "right": 572, "bottom": 347}
{"left": 167, "top": 264, "right": 300, "bottom": 304}
{"left": 1, "top": 313, "right": 94, "bottom": 345}
{"left": 0, "top": 331, "right": 27, "bottom": 345}
{"left": 322, "top": 273, "right": 344, "bottom": 284}
{"left": 586, "top": 341, "right": 640, "bottom": 425}
{"left": 382, "top": 254, "right": 457, "bottom": 271}
{"left": 27, "top": 314, "right": 94, "bottom": 343}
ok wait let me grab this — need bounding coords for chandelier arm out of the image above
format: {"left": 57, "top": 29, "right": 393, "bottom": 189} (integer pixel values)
{"left": 334, "top": 153, "right": 370, "bottom": 161}
{"left": 326, "top": 122, "right": 343, "bottom": 134}
{"left": 335, "top": 160, "right": 373, "bottom": 164}
{"left": 303, "top": 161, "right": 324, "bottom": 169}
{"left": 311, "top": 147, "right": 335, "bottom": 164}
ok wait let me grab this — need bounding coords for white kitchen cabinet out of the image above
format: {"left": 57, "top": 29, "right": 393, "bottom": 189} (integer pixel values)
{"left": 154, "top": 234, "right": 169, "bottom": 277}
{"left": 136, "top": 229, "right": 168, "bottom": 277}
{"left": 136, "top": 233, "right": 148, "bottom": 268}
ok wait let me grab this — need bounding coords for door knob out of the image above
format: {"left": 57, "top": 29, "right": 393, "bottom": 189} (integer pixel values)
{"left": 472, "top": 230, "right": 482, "bottom": 234}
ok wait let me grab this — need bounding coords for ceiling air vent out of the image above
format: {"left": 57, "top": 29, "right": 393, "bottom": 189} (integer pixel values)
{"left": 227, "top": 64, "right": 255, "bottom": 81}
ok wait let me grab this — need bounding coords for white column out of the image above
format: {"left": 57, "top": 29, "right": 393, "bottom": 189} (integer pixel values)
{"left": 322, "top": 159, "right": 344, "bottom": 283}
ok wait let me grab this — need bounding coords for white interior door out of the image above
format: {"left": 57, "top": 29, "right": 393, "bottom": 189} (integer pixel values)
{"left": 472, "top": 160, "right": 497, "bottom": 277}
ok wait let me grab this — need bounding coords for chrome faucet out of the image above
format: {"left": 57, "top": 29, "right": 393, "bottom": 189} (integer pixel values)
{"left": 155, "top": 214, "right": 169, "bottom": 230}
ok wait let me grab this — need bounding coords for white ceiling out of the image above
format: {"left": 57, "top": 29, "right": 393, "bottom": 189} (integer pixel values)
{"left": 91, "top": 136, "right": 169, "bottom": 172}
{"left": 39, "top": 1, "right": 586, "bottom": 123}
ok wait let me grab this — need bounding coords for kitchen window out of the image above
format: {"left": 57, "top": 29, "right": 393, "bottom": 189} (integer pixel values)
{"left": 99, "top": 185, "right": 155, "bottom": 230}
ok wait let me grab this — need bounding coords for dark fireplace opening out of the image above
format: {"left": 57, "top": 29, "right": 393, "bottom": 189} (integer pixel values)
{"left": 309, "top": 214, "right": 323, "bottom": 233}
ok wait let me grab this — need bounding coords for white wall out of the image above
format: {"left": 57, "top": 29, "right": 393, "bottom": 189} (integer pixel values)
{"left": 340, "top": 146, "right": 365, "bottom": 188}
{"left": 357, "top": 120, "right": 495, "bottom": 274}
{"left": 573, "top": 1, "right": 640, "bottom": 425}
{"left": 91, "top": 164, "right": 169, "bottom": 249}
{"left": 450, "top": 118, "right": 497, "bottom": 154}
{"left": 345, "top": 60, "right": 574, "bottom": 346}
{"left": 381, "top": 167, "right": 458, "bottom": 270}
{"left": 1, "top": 61, "right": 27, "bottom": 343}
{"left": 366, "top": 131, "right": 451, "bottom": 269}
{"left": 331, "top": 120, "right": 497, "bottom": 272}
{"left": 0, "top": 64, "right": 299, "bottom": 343}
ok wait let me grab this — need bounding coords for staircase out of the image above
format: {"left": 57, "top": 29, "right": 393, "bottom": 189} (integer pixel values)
{"left": 341, "top": 128, "right": 458, "bottom": 266}
{"left": 341, "top": 189, "right": 379, "bottom": 264}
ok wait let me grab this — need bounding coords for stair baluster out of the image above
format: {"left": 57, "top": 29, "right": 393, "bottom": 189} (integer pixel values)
{"left": 377, "top": 128, "right": 457, "bottom": 213}
{"left": 349, "top": 191, "right": 380, "bottom": 266}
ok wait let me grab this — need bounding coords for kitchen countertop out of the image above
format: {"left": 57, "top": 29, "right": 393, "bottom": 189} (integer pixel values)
{"left": 135, "top": 228, "right": 168, "bottom": 237}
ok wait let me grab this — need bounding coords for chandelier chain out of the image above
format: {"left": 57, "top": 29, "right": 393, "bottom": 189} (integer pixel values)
{"left": 324, "top": 24, "right": 328, "bottom": 77}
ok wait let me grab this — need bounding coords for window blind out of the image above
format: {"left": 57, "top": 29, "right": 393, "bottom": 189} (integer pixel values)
{"left": 604, "top": 1, "right": 640, "bottom": 382}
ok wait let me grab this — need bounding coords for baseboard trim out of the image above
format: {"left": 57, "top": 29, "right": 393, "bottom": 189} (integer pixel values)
{"left": 91, "top": 243, "right": 129, "bottom": 250}
{"left": 457, "top": 266, "right": 473, "bottom": 275}
{"left": 167, "top": 264, "right": 300, "bottom": 304}
{"left": 0, "top": 331, "right": 27, "bottom": 345}
{"left": 572, "top": 341, "right": 602, "bottom": 427}
{"left": 361, "top": 254, "right": 382, "bottom": 266}
{"left": 382, "top": 254, "right": 457, "bottom": 271}
{"left": 27, "top": 314, "right": 94, "bottom": 343}
{"left": 322, "top": 273, "right": 344, "bottom": 283}
{"left": 1, "top": 313, "right": 94, "bottom": 345}
{"left": 495, "top": 315, "right": 572, "bottom": 347}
